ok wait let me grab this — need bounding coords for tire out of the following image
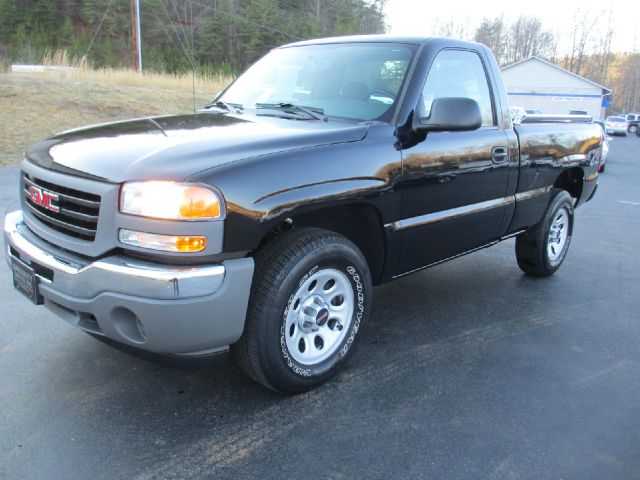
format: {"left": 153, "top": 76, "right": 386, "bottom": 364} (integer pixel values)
{"left": 233, "top": 227, "right": 372, "bottom": 393}
{"left": 515, "top": 190, "right": 574, "bottom": 277}
{"left": 629, "top": 125, "right": 637, "bottom": 134}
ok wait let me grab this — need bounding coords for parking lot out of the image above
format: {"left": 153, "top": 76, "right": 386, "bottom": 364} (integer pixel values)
{"left": 1, "top": 135, "right": 639, "bottom": 479}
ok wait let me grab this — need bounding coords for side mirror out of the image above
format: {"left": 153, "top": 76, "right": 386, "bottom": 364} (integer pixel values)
{"left": 413, "top": 97, "right": 482, "bottom": 133}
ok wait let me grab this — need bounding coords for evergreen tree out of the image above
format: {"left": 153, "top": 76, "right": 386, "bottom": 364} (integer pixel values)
{"left": 0, "top": 0, "right": 387, "bottom": 73}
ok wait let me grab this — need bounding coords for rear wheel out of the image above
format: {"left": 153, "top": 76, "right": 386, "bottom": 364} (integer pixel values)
{"left": 515, "top": 190, "right": 574, "bottom": 277}
{"left": 233, "top": 227, "right": 371, "bottom": 393}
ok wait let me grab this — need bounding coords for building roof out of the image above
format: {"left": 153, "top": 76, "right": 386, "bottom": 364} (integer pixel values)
{"left": 501, "top": 56, "right": 612, "bottom": 94}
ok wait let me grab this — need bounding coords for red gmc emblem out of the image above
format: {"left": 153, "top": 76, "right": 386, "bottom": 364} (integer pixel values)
{"left": 28, "top": 186, "right": 60, "bottom": 213}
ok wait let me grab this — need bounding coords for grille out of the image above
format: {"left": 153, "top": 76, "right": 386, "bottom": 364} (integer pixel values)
{"left": 22, "top": 173, "right": 101, "bottom": 241}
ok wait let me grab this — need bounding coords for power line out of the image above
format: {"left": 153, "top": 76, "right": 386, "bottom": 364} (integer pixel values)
{"left": 190, "top": 0, "right": 196, "bottom": 113}
{"left": 157, "top": 0, "right": 199, "bottom": 71}
{"left": 83, "top": 0, "right": 115, "bottom": 60}
{"left": 168, "top": 0, "right": 198, "bottom": 63}
{"left": 189, "top": 0, "right": 303, "bottom": 40}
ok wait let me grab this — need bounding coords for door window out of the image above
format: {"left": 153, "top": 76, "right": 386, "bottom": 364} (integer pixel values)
{"left": 421, "top": 50, "right": 495, "bottom": 126}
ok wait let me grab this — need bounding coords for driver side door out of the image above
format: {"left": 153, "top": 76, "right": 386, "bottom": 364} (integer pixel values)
{"left": 397, "top": 48, "right": 511, "bottom": 273}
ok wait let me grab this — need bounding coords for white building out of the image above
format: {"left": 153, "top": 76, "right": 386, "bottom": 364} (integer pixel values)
{"left": 501, "top": 57, "right": 612, "bottom": 120}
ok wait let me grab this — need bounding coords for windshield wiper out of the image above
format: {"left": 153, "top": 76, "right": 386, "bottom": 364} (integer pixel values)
{"left": 203, "top": 100, "right": 243, "bottom": 113}
{"left": 255, "top": 102, "right": 327, "bottom": 121}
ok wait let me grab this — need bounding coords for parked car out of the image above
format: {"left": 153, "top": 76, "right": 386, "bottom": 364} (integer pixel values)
{"left": 625, "top": 113, "right": 640, "bottom": 133}
{"left": 569, "top": 109, "right": 589, "bottom": 115}
{"left": 4, "top": 36, "right": 602, "bottom": 393}
{"left": 605, "top": 116, "right": 628, "bottom": 135}
{"left": 525, "top": 108, "right": 542, "bottom": 114}
{"left": 593, "top": 120, "right": 609, "bottom": 172}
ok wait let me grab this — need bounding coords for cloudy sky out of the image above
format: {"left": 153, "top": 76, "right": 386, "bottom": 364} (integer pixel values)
{"left": 384, "top": 0, "right": 639, "bottom": 53}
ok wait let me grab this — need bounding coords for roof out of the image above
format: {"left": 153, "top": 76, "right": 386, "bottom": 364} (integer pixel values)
{"left": 281, "top": 34, "right": 482, "bottom": 50}
{"left": 501, "top": 56, "right": 612, "bottom": 94}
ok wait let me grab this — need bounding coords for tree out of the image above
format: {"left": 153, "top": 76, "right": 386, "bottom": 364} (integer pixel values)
{"left": 0, "top": 0, "right": 387, "bottom": 73}
{"left": 473, "top": 15, "right": 556, "bottom": 67}
{"left": 505, "top": 16, "right": 556, "bottom": 65}
{"left": 474, "top": 16, "right": 506, "bottom": 65}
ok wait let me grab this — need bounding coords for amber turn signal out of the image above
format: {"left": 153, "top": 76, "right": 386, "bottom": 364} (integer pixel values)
{"left": 119, "top": 229, "right": 207, "bottom": 253}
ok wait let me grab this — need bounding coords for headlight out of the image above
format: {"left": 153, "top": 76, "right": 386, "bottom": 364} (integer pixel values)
{"left": 120, "top": 181, "right": 225, "bottom": 220}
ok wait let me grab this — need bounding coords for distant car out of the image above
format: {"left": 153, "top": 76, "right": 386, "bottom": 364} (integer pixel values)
{"left": 570, "top": 109, "right": 589, "bottom": 115}
{"left": 510, "top": 106, "right": 527, "bottom": 124}
{"left": 525, "top": 108, "right": 542, "bottom": 114}
{"left": 625, "top": 113, "right": 640, "bottom": 133}
{"left": 605, "top": 116, "right": 628, "bottom": 136}
{"left": 593, "top": 120, "right": 609, "bottom": 172}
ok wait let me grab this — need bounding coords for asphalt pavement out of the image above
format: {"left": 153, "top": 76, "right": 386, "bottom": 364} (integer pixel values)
{"left": 1, "top": 136, "right": 639, "bottom": 479}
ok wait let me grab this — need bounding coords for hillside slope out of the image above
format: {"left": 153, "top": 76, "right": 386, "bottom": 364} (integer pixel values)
{"left": 0, "top": 73, "right": 225, "bottom": 166}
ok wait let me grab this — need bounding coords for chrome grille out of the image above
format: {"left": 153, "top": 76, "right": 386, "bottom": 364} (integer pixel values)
{"left": 22, "top": 173, "right": 101, "bottom": 241}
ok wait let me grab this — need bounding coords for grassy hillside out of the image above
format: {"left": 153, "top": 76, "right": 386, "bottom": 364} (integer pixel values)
{"left": 0, "top": 71, "right": 232, "bottom": 166}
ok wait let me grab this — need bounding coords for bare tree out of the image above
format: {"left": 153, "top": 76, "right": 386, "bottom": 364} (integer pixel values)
{"left": 584, "top": 10, "right": 615, "bottom": 86}
{"left": 504, "top": 16, "right": 556, "bottom": 65}
{"left": 474, "top": 15, "right": 506, "bottom": 65}
{"left": 615, "top": 53, "right": 640, "bottom": 112}
{"left": 564, "top": 8, "right": 598, "bottom": 76}
{"left": 431, "top": 17, "right": 473, "bottom": 40}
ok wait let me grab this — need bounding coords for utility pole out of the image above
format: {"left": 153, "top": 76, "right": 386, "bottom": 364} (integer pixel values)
{"left": 131, "top": 0, "right": 142, "bottom": 72}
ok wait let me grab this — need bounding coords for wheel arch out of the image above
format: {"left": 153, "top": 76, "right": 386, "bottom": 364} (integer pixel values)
{"left": 554, "top": 167, "right": 584, "bottom": 203}
{"left": 257, "top": 204, "right": 387, "bottom": 284}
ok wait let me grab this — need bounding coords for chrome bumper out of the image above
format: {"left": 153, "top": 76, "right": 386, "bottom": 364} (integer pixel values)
{"left": 5, "top": 210, "right": 225, "bottom": 300}
{"left": 4, "top": 210, "right": 254, "bottom": 355}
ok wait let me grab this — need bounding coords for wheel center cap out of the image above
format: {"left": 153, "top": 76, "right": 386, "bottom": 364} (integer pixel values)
{"left": 298, "top": 295, "right": 329, "bottom": 332}
{"left": 315, "top": 308, "right": 330, "bottom": 327}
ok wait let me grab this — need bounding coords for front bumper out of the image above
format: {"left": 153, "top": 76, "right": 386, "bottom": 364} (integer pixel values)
{"left": 606, "top": 126, "right": 627, "bottom": 134}
{"left": 4, "top": 210, "right": 254, "bottom": 355}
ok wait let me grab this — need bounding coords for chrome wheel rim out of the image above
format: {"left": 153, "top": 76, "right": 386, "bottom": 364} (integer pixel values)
{"left": 547, "top": 208, "right": 569, "bottom": 262}
{"left": 284, "top": 268, "right": 354, "bottom": 366}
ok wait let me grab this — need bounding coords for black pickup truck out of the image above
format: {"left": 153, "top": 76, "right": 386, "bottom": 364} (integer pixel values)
{"left": 5, "top": 36, "right": 602, "bottom": 393}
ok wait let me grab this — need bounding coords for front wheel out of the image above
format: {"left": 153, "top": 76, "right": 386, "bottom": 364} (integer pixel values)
{"left": 629, "top": 125, "right": 637, "bottom": 134}
{"left": 233, "top": 227, "right": 372, "bottom": 393}
{"left": 515, "top": 190, "right": 574, "bottom": 277}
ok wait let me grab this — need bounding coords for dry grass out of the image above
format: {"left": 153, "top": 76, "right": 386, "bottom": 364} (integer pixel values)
{"left": 39, "top": 49, "right": 232, "bottom": 91}
{"left": 0, "top": 67, "right": 233, "bottom": 166}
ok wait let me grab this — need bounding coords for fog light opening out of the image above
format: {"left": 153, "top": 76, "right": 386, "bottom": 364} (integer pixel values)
{"left": 111, "top": 307, "right": 147, "bottom": 344}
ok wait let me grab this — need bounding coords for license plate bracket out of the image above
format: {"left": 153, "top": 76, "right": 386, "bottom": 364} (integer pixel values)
{"left": 12, "top": 257, "right": 44, "bottom": 305}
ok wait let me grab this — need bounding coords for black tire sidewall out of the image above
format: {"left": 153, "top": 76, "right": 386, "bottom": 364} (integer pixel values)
{"left": 262, "top": 242, "right": 371, "bottom": 390}
{"left": 542, "top": 192, "right": 574, "bottom": 272}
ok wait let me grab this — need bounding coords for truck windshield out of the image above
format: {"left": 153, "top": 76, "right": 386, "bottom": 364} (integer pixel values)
{"left": 218, "top": 43, "right": 418, "bottom": 122}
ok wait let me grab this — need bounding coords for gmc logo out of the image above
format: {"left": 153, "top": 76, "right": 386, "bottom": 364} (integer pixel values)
{"left": 28, "top": 186, "right": 60, "bottom": 213}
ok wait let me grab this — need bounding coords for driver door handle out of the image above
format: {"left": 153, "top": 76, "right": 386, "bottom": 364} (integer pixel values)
{"left": 492, "top": 146, "right": 508, "bottom": 164}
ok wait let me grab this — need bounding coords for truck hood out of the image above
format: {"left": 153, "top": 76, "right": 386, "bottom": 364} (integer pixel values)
{"left": 25, "top": 113, "right": 369, "bottom": 183}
